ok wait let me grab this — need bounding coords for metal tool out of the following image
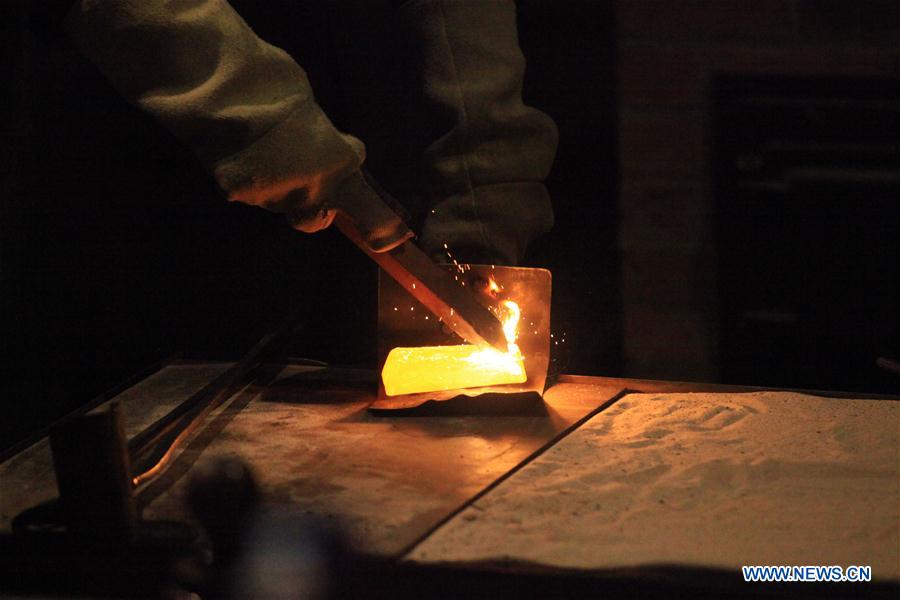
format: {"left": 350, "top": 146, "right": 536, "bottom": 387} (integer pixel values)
{"left": 330, "top": 175, "right": 507, "bottom": 352}
{"left": 129, "top": 331, "right": 286, "bottom": 489}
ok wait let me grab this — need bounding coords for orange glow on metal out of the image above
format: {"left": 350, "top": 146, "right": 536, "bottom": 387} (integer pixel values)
{"left": 382, "top": 300, "right": 526, "bottom": 396}
{"left": 487, "top": 276, "right": 502, "bottom": 294}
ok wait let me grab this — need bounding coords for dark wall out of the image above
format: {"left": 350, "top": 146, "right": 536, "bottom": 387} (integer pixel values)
{"left": 615, "top": 0, "right": 900, "bottom": 388}
{"left": 518, "top": 0, "right": 621, "bottom": 379}
{"left": 714, "top": 75, "right": 900, "bottom": 393}
{"left": 1, "top": 1, "right": 620, "bottom": 450}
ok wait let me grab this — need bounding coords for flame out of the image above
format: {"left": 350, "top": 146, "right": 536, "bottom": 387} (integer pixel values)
{"left": 500, "top": 300, "right": 520, "bottom": 346}
{"left": 458, "top": 299, "right": 523, "bottom": 380}
{"left": 381, "top": 298, "right": 527, "bottom": 396}
{"left": 487, "top": 276, "right": 502, "bottom": 295}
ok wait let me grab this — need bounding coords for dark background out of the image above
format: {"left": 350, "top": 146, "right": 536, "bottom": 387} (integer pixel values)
{"left": 2, "top": 0, "right": 898, "bottom": 453}
{"left": 1, "top": 0, "right": 619, "bottom": 450}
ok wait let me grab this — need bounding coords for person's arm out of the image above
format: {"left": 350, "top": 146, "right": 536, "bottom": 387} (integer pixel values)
{"left": 402, "top": 0, "right": 558, "bottom": 265}
{"left": 62, "top": 0, "right": 379, "bottom": 235}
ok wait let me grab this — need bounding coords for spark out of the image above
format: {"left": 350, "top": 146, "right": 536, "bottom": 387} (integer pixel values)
{"left": 487, "top": 277, "right": 503, "bottom": 294}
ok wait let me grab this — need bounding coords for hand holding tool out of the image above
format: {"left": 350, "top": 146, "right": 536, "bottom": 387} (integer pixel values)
{"left": 330, "top": 171, "right": 508, "bottom": 352}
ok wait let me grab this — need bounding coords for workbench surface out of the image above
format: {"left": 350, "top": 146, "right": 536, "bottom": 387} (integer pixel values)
{"left": 2, "top": 362, "right": 897, "bottom": 586}
{"left": 1, "top": 362, "right": 621, "bottom": 556}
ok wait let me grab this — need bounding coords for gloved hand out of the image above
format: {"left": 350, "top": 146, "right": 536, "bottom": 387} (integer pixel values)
{"left": 292, "top": 170, "right": 414, "bottom": 253}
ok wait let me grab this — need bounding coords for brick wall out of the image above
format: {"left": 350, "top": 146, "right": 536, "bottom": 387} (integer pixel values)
{"left": 615, "top": 0, "right": 900, "bottom": 381}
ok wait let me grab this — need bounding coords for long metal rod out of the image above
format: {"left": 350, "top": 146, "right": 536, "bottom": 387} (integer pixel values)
{"left": 334, "top": 213, "right": 507, "bottom": 352}
{"left": 127, "top": 357, "right": 264, "bottom": 464}
{"left": 129, "top": 332, "right": 283, "bottom": 488}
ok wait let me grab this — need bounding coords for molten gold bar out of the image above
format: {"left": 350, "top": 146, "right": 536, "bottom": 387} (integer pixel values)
{"left": 382, "top": 345, "right": 527, "bottom": 397}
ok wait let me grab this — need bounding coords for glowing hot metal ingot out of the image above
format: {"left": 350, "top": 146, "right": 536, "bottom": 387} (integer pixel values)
{"left": 373, "top": 265, "right": 551, "bottom": 410}
{"left": 382, "top": 298, "right": 526, "bottom": 396}
{"left": 382, "top": 344, "right": 526, "bottom": 397}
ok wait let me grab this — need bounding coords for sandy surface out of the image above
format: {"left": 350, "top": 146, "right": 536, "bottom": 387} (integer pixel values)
{"left": 409, "top": 392, "right": 900, "bottom": 580}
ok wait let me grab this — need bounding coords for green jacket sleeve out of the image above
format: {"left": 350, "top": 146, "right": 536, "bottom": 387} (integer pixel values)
{"left": 64, "top": 0, "right": 365, "bottom": 216}
{"left": 403, "top": 0, "right": 558, "bottom": 266}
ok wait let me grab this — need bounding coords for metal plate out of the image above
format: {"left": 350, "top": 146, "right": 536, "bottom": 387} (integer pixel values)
{"left": 371, "top": 265, "right": 552, "bottom": 411}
